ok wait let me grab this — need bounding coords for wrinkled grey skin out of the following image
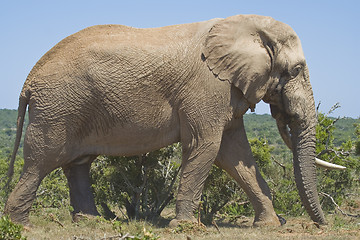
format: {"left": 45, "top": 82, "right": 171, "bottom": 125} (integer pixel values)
{"left": 5, "top": 15, "right": 325, "bottom": 226}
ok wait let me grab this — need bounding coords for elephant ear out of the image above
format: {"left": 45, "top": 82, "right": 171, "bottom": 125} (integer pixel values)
{"left": 203, "top": 15, "right": 275, "bottom": 104}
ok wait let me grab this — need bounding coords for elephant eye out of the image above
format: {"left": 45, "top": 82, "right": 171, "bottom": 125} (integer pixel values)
{"left": 289, "top": 65, "right": 303, "bottom": 79}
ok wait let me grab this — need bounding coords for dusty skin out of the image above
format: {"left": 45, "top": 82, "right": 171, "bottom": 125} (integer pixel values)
{"left": 7, "top": 14, "right": 325, "bottom": 226}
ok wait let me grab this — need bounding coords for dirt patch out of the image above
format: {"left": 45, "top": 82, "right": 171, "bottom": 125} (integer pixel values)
{"left": 22, "top": 210, "right": 360, "bottom": 240}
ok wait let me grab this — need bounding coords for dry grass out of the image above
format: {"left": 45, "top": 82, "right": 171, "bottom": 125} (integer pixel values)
{"left": 21, "top": 207, "right": 360, "bottom": 240}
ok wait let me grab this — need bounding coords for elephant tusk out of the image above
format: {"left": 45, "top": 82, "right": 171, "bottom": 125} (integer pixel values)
{"left": 315, "top": 158, "right": 346, "bottom": 170}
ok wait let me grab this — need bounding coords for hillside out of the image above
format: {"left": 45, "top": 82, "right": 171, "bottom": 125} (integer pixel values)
{"left": 243, "top": 113, "right": 359, "bottom": 146}
{"left": 0, "top": 109, "right": 28, "bottom": 158}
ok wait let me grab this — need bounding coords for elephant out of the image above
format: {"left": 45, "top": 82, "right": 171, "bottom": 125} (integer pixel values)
{"left": 5, "top": 14, "right": 340, "bottom": 226}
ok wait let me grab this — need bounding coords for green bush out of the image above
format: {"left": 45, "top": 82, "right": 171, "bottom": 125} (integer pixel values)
{"left": 32, "top": 168, "right": 69, "bottom": 209}
{"left": 316, "top": 113, "right": 360, "bottom": 211}
{"left": 0, "top": 215, "right": 26, "bottom": 240}
{"left": 90, "top": 143, "right": 181, "bottom": 220}
{"left": 355, "top": 122, "right": 360, "bottom": 155}
{"left": 0, "top": 156, "right": 25, "bottom": 210}
{"left": 202, "top": 165, "right": 246, "bottom": 222}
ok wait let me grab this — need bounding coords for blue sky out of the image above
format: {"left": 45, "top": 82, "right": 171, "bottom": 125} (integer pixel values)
{"left": 0, "top": 0, "right": 359, "bottom": 118}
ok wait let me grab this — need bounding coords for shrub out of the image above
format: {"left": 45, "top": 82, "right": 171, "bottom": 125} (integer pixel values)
{"left": 355, "top": 122, "right": 360, "bottom": 155}
{"left": 32, "top": 168, "right": 69, "bottom": 209}
{"left": 91, "top": 143, "right": 181, "bottom": 220}
{"left": 0, "top": 215, "right": 26, "bottom": 240}
{"left": 0, "top": 156, "right": 24, "bottom": 210}
{"left": 201, "top": 165, "right": 246, "bottom": 223}
{"left": 316, "top": 113, "right": 360, "bottom": 211}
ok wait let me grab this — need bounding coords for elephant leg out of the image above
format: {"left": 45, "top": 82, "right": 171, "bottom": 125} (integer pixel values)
{"left": 170, "top": 116, "right": 223, "bottom": 226}
{"left": 5, "top": 156, "right": 51, "bottom": 225}
{"left": 63, "top": 156, "right": 99, "bottom": 219}
{"left": 215, "top": 118, "right": 280, "bottom": 227}
{"left": 4, "top": 123, "right": 67, "bottom": 224}
{"left": 173, "top": 142, "right": 221, "bottom": 225}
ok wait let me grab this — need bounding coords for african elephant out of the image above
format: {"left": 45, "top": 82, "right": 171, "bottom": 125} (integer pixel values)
{"left": 6, "top": 14, "right": 331, "bottom": 226}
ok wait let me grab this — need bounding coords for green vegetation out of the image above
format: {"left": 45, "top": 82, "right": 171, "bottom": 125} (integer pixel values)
{"left": 316, "top": 112, "right": 360, "bottom": 211}
{"left": 91, "top": 146, "right": 181, "bottom": 220}
{"left": 0, "top": 109, "right": 359, "bottom": 239}
{"left": 0, "top": 215, "right": 26, "bottom": 240}
{"left": 355, "top": 122, "right": 360, "bottom": 155}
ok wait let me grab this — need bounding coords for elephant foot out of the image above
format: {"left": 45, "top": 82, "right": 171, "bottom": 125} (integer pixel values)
{"left": 169, "top": 216, "right": 198, "bottom": 228}
{"left": 170, "top": 199, "right": 200, "bottom": 228}
{"left": 71, "top": 212, "right": 99, "bottom": 222}
{"left": 9, "top": 215, "right": 31, "bottom": 227}
{"left": 4, "top": 210, "right": 27, "bottom": 226}
{"left": 253, "top": 213, "right": 282, "bottom": 227}
{"left": 4, "top": 198, "right": 32, "bottom": 226}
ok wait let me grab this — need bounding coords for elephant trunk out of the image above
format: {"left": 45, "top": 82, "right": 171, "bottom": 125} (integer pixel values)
{"left": 289, "top": 118, "right": 326, "bottom": 224}
{"left": 286, "top": 67, "right": 326, "bottom": 224}
{"left": 272, "top": 101, "right": 326, "bottom": 223}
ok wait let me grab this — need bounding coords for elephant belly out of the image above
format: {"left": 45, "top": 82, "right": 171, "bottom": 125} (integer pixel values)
{"left": 81, "top": 122, "right": 180, "bottom": 157}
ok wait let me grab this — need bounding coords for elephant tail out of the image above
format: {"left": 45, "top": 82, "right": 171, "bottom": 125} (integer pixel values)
{"left": 5, "top": 88, "right": 30, "bottom": 188}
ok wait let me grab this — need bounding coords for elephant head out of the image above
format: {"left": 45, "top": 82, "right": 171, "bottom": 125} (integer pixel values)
{"left": 203, "top": 15, "right": 326, "bottom": 224}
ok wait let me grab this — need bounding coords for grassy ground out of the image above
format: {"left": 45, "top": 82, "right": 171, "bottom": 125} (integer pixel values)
{"left": 21, "top": 207, "right": 360, "bottom": 240}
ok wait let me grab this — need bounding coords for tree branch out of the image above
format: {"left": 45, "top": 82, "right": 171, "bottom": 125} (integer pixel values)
{"left": 327, "top": 102, "right": 341, "bottom": 116}
{"left": 316, "top": 101, "right": 321, "bottom": 117}
{"left": 118, "top": 168, "right": 136, "bottom": 192}
{"left": 212, "top": 220, "right": 222, "bottom": 234}
{"left": 317, "top": 148, "right": 350, "bottom": 159}
{"left": 272, "top": 157, "right": 286, "bottom": 176}
{"left": 320, "top": 192, "right": 360, "bottom": 218}
{"left": 49, "top": 213, "right": 64, "bottom": 227}
{"left": 100, "top": 233, "right": 135, "bottom": 240}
